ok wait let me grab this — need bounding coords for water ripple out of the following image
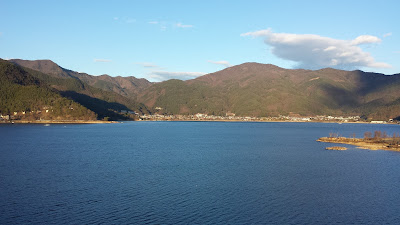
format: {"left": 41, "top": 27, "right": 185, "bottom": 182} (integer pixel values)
{"left": 2, "top": 122, "right": 400, "bottom": 224}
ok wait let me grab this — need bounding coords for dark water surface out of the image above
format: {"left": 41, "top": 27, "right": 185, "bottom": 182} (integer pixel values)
{"left": 1, "top": 122, "right": 400, "bottom": 224}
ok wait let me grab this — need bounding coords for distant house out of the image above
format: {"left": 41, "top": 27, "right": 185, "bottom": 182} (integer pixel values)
{"left": 370, "top": 121, "right": 386, "bottom": 124}
{"left": 195, "top": 113, "right": 207, "bottom": 118}
{"left": 226, "top": 112, "right": 236, "bottom": 117}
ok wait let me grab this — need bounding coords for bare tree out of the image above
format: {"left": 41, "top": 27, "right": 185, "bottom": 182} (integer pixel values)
{"left": 393, "top": 133, "right": 400, "bottom": 148}
{"left": 364, "top": 132, "right": 372, "bottom": 140}
{"left": 329, "top": 133, "right": 338, "bottom": 138}
{"left": 374, "top": 131, "right": 382, "bottom": 140}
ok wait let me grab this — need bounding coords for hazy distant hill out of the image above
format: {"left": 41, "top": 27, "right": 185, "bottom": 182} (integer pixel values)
{"left": 139, "top": 63, "right": 400, "bottom": 120}
{"left": 10, "top": 59, "right": 151, "bottom": 120}
{"left": 0, "top": 59, "right": 96, "bottom": 120}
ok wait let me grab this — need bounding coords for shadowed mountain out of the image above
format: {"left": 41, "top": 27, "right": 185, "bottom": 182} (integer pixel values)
{"left": 10, "top": 59, "right": 152, "bottom": 98}
{"left": 0, "top": 59, "right": 97, "bottom": 120}
{"left": 60, "top": 91, "right": 134, "bottom": 120}
{"left": 9, "top": 59, "right": 151, "bottom": 118}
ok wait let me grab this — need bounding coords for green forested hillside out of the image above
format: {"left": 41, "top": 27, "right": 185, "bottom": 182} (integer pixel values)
{"left": 10, "top": 59, "right": 151, "bottom": 120}
{"left": 0, "top": 60, "right": 96, "bottom": 120}
{"left": 138, "top": 63, "right": 400, "bottom": 120}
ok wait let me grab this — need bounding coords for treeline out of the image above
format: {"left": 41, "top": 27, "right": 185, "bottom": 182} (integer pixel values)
{"left": 328, "top": 131, "right": 400, "bottom": 148}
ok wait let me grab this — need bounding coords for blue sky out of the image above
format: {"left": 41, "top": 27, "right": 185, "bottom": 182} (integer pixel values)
{"left": 1, "top": 0, "right": 399, "bottom": 81}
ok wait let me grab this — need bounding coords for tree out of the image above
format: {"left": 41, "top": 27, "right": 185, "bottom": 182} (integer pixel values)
{"left": 364, "top": 132, "right": 372, "bottom": 140}
{"left": 373, "top": 131, "right": 382, "bottom": 140}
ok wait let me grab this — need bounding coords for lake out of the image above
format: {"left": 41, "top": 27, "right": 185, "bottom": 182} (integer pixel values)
{"left": 1, "top": 121, "right": 400, "bottom": 224}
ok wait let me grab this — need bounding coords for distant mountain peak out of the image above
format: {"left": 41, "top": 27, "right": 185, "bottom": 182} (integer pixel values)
{"left": 193, "top": 62, "right": 288, "bottom": 84}
{"left": 236, "top": 62, "right": 284, "bottom": 69}
{"left": 10, "top": 59, "right": 58, "bottom": 66}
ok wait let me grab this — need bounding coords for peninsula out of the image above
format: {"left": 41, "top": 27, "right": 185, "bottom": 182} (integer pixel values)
{"left": 318, "top": 132, "right": 400, "bottom": 151}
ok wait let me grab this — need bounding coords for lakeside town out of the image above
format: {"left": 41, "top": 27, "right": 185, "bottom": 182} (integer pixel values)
{"left": 139, "top": 113, "right": 397, "bottom": 124}
{"left": 1, "top": 107, "right": 398, "bottom": 124}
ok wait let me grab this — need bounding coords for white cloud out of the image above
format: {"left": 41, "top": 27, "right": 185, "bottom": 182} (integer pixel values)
{"left": 241, "top": 29, "right": 391, "bottom": 70}
{"left": 208, "top": 60, "right": 231, "bottom": 67}
{"left": 113, "top": 17, "right": 119, "bottom": 20}
{"left": 149, "top": 71, "right": 205, "bottom": 81}
{"left": 383, "top": 32, "right": 392, "bottom": 38}
{"left": 351, "top": 35, "right": 381, "bottom": 45}
{"left": 148, "top": 21, "right": 194, "bottom": 31}
{"left": 136, "top": 62, "right": 163, "bottom": 69}
{"left": 137, "top": 63, "right": 205, "bottom": 81}
{"left": 242, "top": 29, "right": 272, "bottom": 37}
{"left": 94, "top": 59, "right": 112, "bottom": 63}
{"left": 323, "top": 46, "right": 337, "bottom": 51}
{"left": 137, "top": 62, "right": 158, "bottom": 68}
{"left": 176, "top": 22, "right": 193, "bottom": 28}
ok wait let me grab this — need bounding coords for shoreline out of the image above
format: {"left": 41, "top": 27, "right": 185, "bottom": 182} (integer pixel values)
{"left": 1, "top": 120, "right": 118, "bottom": 124}
{"left": 317, "top": 137, "right": 400, "bottom": 151}
{"left": 1, "top": 119, "right": 398, "bottom": 125}
{"left": 137, "top": 119, "right": 390, "bottom": 124}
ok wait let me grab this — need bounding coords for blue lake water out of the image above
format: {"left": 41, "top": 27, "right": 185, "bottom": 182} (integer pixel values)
{"left": 1, "top": 121, "right": 400, "bottom": 224}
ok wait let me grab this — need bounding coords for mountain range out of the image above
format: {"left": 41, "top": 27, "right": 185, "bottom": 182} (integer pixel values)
{"left": 2, "top": 58, "right": 400, "bottom": 121}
